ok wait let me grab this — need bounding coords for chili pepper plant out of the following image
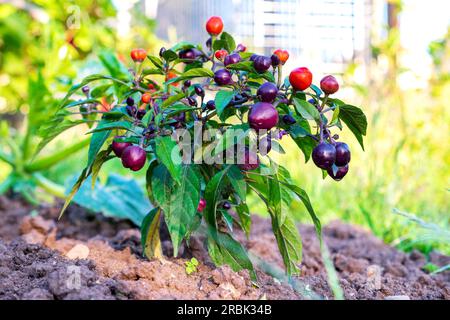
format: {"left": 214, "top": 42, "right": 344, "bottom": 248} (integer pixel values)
{"left": 42, "top": 16, "right": 367, "bottom": 279}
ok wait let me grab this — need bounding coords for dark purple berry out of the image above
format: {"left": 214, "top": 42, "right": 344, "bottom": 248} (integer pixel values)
{"left": 253, "top": 56, "right": 271, "bottom": 73}
{"left": 183, "top": 80, "right": 191, "bottom": 88}
{"left": 136, "top": 109, "right": 146, "bottom": 120}
{"left": 282, "top": 114, "right": 296, "bottom": 125}
{"left": 121, "top": 145, "right": 147, "bottom": 171}
{"left": 187, "top": 96, "right": 197, "bottom": 106}
{"left": 206, "top": 37, "right": 212, "bottom": 49}
{"left": 312, "top": 142, "right": 336, "bottom": 169}
{"left": 271, "top": 54, "right": 280, "bottom": 67}
{"left": 112, "top": 136, "right": 132, "bottom": 157}
{"left": 236, "top": 43, "right": 247, "bottom": 52}
{"left": 224, "top": 53, "right": 241, "bottom": 66}
{"left": 238, "top": 148, "right": 260, "bottom": 171}
{"left": 206, "top": 100, "right": 215, "bottom": 110}
{"left": 194, "top": 85, "right": 205, "bottom": 97}
{"left": 248, "top": 102, "right": 278, "bottom": 130}
{"left": 126, "top": 105, "right": 137, "bottom": 117}
{"left": 258, "top": 135, "right": 272, "bottom": 156}
{"left": 334, "top": 142, "right": 351, "bottom": 166}
{"left": 178, "top": 48, "right": 201, "bottom": 63}
{"left": 257, "top": 82, "right": 278, "bottom": 103}
{"left": 327, "top": 164, "right": 349, "bottom": 181}
{"left": 126, "top": 97, "right": 135, "bottom": 106}
{"left": 222, "top": 201, "right": 232, "bottom": 210}
{"left": 214, "top": 69, "right": 232, "bottom": 86}
{"left": 82, "top": 85, "right": 90, "bottom": 95}
{"left": 249, "top": 54, "right": 259, "bottom": 62}
{"left": 159, "top": 47, "right": 166, "bottom": 58}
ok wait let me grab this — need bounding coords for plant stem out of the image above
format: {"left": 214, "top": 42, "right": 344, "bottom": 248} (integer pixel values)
{"left": 32, "top": 173, "right": 66, "bottom": 199}
{"left": 0, "top": 149, "right": 13, "bottom": 166}
{"left": 277, "top": 65, "right": 283, "bottom": 88}
{"left": 25, "top": 138, "right": 90, "bottom": 172}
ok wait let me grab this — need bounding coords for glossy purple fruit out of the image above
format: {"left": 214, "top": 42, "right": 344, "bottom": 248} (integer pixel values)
{"left": 183, "top": 80, "right": 191, "bottom": 88}
{"left": 112, "top": 136, "right": 132, "bottom": 157}
{"left": 179, "top": 48, "right": 201, "bottom": 63}
{"left": 253, "top": 56, "right": 271, "bottom": 73}
{"left": 327, "top": 164, "right": 349, "bottom": 181}
{"left": 258, "top": 135, "right": 272, "bottom": 156}
{"left": 334, "top": 142, "right": 351, "bottom": 166}
{"left": 271, "top": 54, "right": 280, "bottom": 67}
{"left": 312, "top": 142, "right": 336, "bottom": 169}
{"left": 248, "top": 102, "right": 278, "bottom": 130}
{"left": 206, "top": 100, "right": 216, "bottom": 110}
{"left": 257, "top": 82, "right": 278, "bottom": 103}
{"left": 136, "top": 109, "right": 146, "bottom": 120}
{"left": 206, "top": 37, "right": 212, "bottom": 49}
{"left": 224, "top": 53, "right": 241, "bottom": 66}
{"left": 222, "top": 201, "right": 232, "bottom": 210}
{"left": 187, "top": 96, "right": 197, "bottom": 106}
{"left": 194, "top": 85, "right": 205, "bottom": 97}
{"left": 249, "top": 54, "right": 259, "bottom": 62}
{"left": 126, "top": 97, "right": 135, "bottom": 106}
{"left": 126, "top": 105, "right": 137, "bottom": 117}
{"left": 214, "top": 69, "right": 232, "bottom": 86}
{"left": 121, "top": 145, "right": 147, "bottom": 171}
{"left": 238, "top": 148, "right": 260, "bottom": 171}
{"left": 282, "top": 114, "right": 296, "bottom": 125}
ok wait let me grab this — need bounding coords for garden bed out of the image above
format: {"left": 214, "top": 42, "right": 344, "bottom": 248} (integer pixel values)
{"left": 0, "top": 195, "right": 448, "bottom": 300}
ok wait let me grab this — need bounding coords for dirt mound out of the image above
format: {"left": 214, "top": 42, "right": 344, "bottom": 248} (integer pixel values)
{"left": 0, "top": 239, "right": 132, "bottom": 300}
{"left": 0, "top": 196, "right": 449, "bottom": 300}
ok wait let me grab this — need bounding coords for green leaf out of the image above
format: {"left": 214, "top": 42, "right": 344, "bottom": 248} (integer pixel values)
{"left": 268, "top": 169, "right": 284, "bottom": 225}
{"left": 91, "top": 148, "right": 113, "bottom": 189}
{"left": 235, "top": 202, "right": 251, "bottom": 237}
{"left": 338, "top": 104, "right": 367, "bottom": 150}
{"left": 160, "top": 92, "right": 186, "bottom": 108}
{"left": 226, "top": 61, "right": 256, "bottom": 73}
{"left": 151, "top": 164, "right": 201, "bottom": 256}
{"left": 310, "top": 84, "right": 323, "bottom": 97}
{"left": 87, "top": 120, "right": 132, "bottom": 134}
{"left": 147, "top": 55, "right": 164, "bottom": 69}
{"left": 59, "top": 168, "right": 89, "bottom": 219}
{"left": 36, "top": 117, "right": 85, "bottom": 156}
{"left": 227, "top": 165, "right": 247, "bottom": 201}
{"left": 141, "top": 208, "right": 163, "bottom": 259}
{"left": 212, "top": 123, "right": 249, "bottom": 157}
{"left": 72, "top": 174, "right": 151, "bottom": 227}
{"left": 220, "top": 32, "right": 236, "bottom": 52}
{"left": 155, "top": 136, "right": 182, "bottom": 185}
{"left": 293, "top": 97, "right": 320, "bottom": 121}
{"left": 207, "top": 230, "right": 256, "bottom": 281}
{"left": 279, "top": 181, "right": 321, "bottom": 240}
{"left": 330, "top": 106, "right": 340, "bottom": 125}
{"left": 204, "top": 165, "right": 233, "bottom": 227}
{"left": 87, "top": 127, "right": 111, "bottom": 168}
{"left": 162, "top": 49, "right": 178, "bottom": 62}
{"left": 270, "top": 213, "right": 302, "bottom": 275}
{"left": 171, "top": 41, "right": 196, "bottom": 52}
{"left": 214, "top": 90, "right": 234, "bottom": 121}
{"left": 142, "top": 68, "right": 164, "bottom": 76}
{"left": 166, "top": 68, "right": 214, "bottom": 84}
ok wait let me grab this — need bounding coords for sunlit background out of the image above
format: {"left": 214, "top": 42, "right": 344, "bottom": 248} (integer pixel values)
{"left": 0, "top": 0, "right": 449, "bottom": 254}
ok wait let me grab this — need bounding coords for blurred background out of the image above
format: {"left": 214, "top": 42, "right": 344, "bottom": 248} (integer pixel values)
{"left": 0, "top": 0, "right": 449, "bottom": 254}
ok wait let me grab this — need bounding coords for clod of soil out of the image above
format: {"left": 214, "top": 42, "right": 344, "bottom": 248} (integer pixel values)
{"left": 0, "top": 196, "right": 449, "bottom": 300}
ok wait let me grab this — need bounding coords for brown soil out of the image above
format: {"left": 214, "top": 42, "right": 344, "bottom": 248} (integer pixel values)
{"left": 0, "top": 196, "right": 448, "bottom": 300}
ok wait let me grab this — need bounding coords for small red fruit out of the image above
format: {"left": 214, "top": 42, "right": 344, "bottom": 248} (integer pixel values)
{"left": 112, "top": 136, "right": 131, "bottom": 157}
{"left": 197, "top": 198, "right": 207, "bottom": 212}
{"left": 289, "top": 67, "right": 313, "bottom": 91}
{"left": 130, "top": 48, "right": 147, "bottom": 63}
{"left": 273, "top": 49, "right": 289, "bottom": 65}
{"left": 141, "top": 93, "right": 152, "bottom": 104}
{"left": 215, "top": 49, "right": 228, "bottom": 60}
{"left": 206, "top": 16, "right": 224, "bottom": 35}
{"left": 166, "top": 71, "right": 179, "bottom": 87}
{"left": 320, "top": 75, "right": 339, "bottom": 95}
{"left": 121, "top": 145, "right": 147, "bottom": 171}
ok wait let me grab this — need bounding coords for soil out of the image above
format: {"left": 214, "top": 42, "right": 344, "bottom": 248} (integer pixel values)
{"left": 0, "top": 196, "right": 448, "bottom": 300}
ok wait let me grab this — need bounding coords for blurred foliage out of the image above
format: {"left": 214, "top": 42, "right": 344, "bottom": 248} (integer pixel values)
{"left": 0, "top": 0, "right": 162, "bottom": 203}
{"left": 271, "top": 21, "right": 450, "bottom": 255}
